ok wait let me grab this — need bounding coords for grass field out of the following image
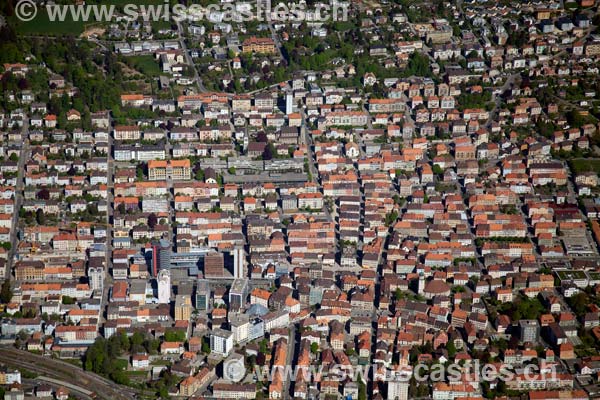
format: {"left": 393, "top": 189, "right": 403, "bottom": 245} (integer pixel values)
{"left": 14, "top": 9, "right": 87, "bottom": 36}
{"left": 126, "top": 55, "right": 162, "bottom": 77}
{"left": 569, "top": 159, "right": 600, "bottom": 175}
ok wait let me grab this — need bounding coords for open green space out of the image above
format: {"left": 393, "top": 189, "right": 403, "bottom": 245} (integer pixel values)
{"left": 125, "top": 55, "right": 162, "bottom": 77}
{"left": 569, "top": 159, "right": 600, "bottom": 175}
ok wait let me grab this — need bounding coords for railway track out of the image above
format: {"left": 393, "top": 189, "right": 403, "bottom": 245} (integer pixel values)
{"left": 0, "top": 347, "right": 140, "bottom": 400}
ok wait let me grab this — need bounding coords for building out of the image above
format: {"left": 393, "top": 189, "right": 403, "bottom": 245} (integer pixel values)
{"left": 519, "top": 319, "right": 540, "bottom": 343}
{"left": 210, "top": 328, "right": 234, "bottom": 356}
{"left": 233, "top": 245, "right": 245, "bottom": 279}
{"left": 151, "top": 239, "right": 171, "bottom": 276}
{"left": 204, "top": 252, "right": 225, "bottom": 278}
{"left": 196, "top": 279, "right": 210, "bottom": 311}
{"left": 388, "top": 380, "right": 409, "bottom": 400}
{"left": 114, "top": 125, "right": 141, "bottom": 140}
{"left": 212, "top": 382, "right": 256, "bottom": 399}
{"left": 229, "top": 279, "right": 248, "bottom": 311}
{"left": 286, "top": 91, "right": 294, "bottom": 115}
{"left": 174, "top": 294, "right": 193, "bottom": 321}
{"left": 148, "top": 159, "right": 191, "bottom": 181}
{"left": 229, "top": 313, "right": 250, "bottom": 343}
{"left": 157, "top": 269, "right": 171, "bottom": 304}
{"left": 88, "top": 266, "right": 104, "bottom": 291}
{"left": 242, "top": 37, "right": 276, "bottom": 54}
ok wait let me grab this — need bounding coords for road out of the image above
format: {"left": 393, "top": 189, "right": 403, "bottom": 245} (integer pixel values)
{"left": 267, "top": 22, "right": 286, "bottom": 64}
{"left": 176, "top": 20, "right": 206, "bottom": 93}
{"left": 5, "top": 120, "right": 30, "bottom": 281}
{"left": 0, "top": 347, "right": 140, "bottom": 400}
{"left": 485, "top": 73, "right": 520, "bottom": 129}
{"left": 102, "top": 113, "right": 116, "bottom": 325}
{"left": 283, "top": 324, "right": 296, "bottom": 397}
{"left": 300, "top": 109, "right": 319, "bottom": 184}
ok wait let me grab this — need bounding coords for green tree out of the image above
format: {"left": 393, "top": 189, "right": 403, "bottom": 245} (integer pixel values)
{"left": 201, "top": 337, "right": 211, "bottom": 354}
{"left": 310, "top": 342, "right": 319, "bottom": 354}
{"left": 35, "top": 209, "right": 45, "bottom": 225}
{"left": 0, "top": 280, "right": 13, "bottom": 304}
{"left": 358, "top": 380, "right": 366, "bottom": 400}
{"left": 446, "top": 340, "right": 456, "bottom": 358}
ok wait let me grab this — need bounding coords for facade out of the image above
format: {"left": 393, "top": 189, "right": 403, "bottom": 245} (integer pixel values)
{"left": 157, "top": 269, "right": 171, "bottom": 304}
{"left": 148, "top": 160, "right": 191, "bottom": 181}
{"left": 196, "top": 279, "right": 211, "bottom": 311}
{"left": 519, "top": 319, "right": 540, "bottom": 343}
{"left": 210, "top": 329, "right": 234, "bottom": 356}
{"left": 88, "top": 266, "right": 104, "bottom": 291}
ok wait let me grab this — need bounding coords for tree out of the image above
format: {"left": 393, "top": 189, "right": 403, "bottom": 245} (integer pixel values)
{"left": 35, "top": 209, "right": 45, "bottom": 225}
{"left": 259, "top": 339, "right": 269, "bottom": 354}
{"left": 37, "top": 188, "right": 50, "bottom": 200}
{"left": 567, "top": 292, "right": 590, "bottom": 317}
{"left": 0, "top": 280, "right": 12, "bottom": 304}
{"left": 131, "top": 332, "right": 145, "bottom": 350}
{"left": 147, "top": 213, "right": 158, "bottom": 230}
{"left": 201, "top": 337, "right": 211, "bottom": 354}
{"left": 446, "top": 340, "right": 456, "bottom": 358}
{"left": 394, "top": 288, "right": 402, "bottom": 300}
{"left": 310, "top": 342, "right": 319, "bottom": 354}
{"left": 262, "top": 143, "right": 274, "bottom": 160}
{"left": 385, "top": 210, "right": 398, "bottom": 226}
{"left": 136, "top": 166, "right": 144, "bottom": 181}
{"left": 358, "top": 380, "right": 366, "bottom": 400}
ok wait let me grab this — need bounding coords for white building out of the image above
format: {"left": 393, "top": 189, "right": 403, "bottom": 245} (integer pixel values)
{"left": 229, "top": 314, "right": 250, "bottom": 344}
{"left": 388, "top": 380, "right": 409, "bottom": 400}
{"left": 157, "top": 269, "right": 171, "bottom": 304}
{"left": 210, "top": 328, "right": 234, "bottom": 357}
{"left": 233, "top": 245, "right": 245, "bottom": 279}
{"left": 88, "top": 266, "right": 104, "bottom": 291}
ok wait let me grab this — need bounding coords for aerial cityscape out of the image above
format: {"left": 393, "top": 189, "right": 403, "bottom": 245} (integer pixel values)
{"left": 1, "top": 0, "right": 600, "bottom": 399}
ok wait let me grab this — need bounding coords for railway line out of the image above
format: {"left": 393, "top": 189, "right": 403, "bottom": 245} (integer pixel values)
{"left": 0, "top": 347, "right": 140, "bottom": 400}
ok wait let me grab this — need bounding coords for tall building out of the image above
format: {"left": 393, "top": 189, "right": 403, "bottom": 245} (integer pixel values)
{"left": 174, "top": 294, "right": 193, "bottom": 321}
{"left": 233, "top": 245, "right": 245, "bottom": 279}
{"left": 195, "top": 279, "right": 210, "bottom": 311}
{"left": 204, "top": 252, "right": 224, "bottom": 278}
{"left": 229, "top": 279, "right": 248, "bottom": 311}
{"left": 285, "top": 91, "right": 293, "bottom": 115}
{"left": 229, "top": 313, "right": 250, "bottom": 344}
{"left": 88, "top": 266, "right": 104, "bottom": 291}
{"left": 210, "top": 328, "right": 234, "bottom": 356}
{"left": 418, "top": 273, "right": 425, "bottom": 293}
{"left": 157, "top": 269, "right": 171, "bottom": 304}
{"left": 151, "top": 239, "right": 171, "bottom": 276}
{"left": 519, "top": 320, "right": 540, "bottom": 343}
{"left": 387, "top": 380, "right": 409, "bottom": 400}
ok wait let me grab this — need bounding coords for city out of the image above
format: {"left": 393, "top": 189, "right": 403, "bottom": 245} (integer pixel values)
{"left": 0, "top": 0, "right": 600, "bottom": 399}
